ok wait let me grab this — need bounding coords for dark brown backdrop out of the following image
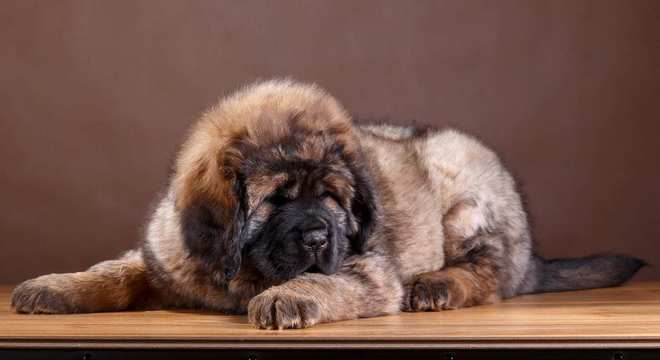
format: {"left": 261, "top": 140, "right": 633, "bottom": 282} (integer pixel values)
{"left": 1, "top": 0, "right": 659, "bottom": 283}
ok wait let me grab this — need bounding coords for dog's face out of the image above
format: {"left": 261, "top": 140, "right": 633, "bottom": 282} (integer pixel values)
{"left": 174, "top": 81, "right": 378, "bottom": 285}
{"left": 241, "top": 138, "right": 363, "bottom": 281}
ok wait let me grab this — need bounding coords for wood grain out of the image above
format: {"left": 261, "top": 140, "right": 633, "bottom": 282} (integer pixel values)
{"left": 1, "top": 283, "right": 659, "bottom": 349}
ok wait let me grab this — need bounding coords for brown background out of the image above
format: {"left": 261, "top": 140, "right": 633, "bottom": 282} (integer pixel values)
{"left": 1, "top": 0, "right": 659, "bottom": 284}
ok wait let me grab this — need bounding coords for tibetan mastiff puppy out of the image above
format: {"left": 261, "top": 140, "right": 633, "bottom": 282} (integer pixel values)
{"left": 12, "top": 80, "right": 644, "bottom": 329}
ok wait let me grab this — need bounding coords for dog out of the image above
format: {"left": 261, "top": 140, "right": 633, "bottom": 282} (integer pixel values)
{"left": 12, "top": 79, "right": 645, "bottom": 329}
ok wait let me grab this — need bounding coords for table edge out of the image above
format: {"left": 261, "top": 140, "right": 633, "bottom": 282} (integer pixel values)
{"left": 1, "top": 339, "right": 660, "bottom": 350}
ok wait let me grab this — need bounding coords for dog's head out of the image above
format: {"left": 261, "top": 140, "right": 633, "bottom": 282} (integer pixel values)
{"left": 173, "top": 80, "right": 378, "bottom": 284}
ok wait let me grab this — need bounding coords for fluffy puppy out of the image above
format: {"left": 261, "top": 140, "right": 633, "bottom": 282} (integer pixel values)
{"left": 12, "top": 80, "right": 645, "bottom": 329}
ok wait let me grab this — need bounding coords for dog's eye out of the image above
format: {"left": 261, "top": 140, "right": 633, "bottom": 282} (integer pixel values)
{"left": 268, "top": 194, "right": 290, "bottom": 206}
{"left": 320, "top": 191, "right": 334, "bottom": 199}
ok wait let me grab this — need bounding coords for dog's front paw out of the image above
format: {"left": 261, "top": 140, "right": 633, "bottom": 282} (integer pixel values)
{"left": 248, "top": 288, "right": 322, "bottom": 329}
{"left": 11, "top": 275, "right": 79, "bottom": 314}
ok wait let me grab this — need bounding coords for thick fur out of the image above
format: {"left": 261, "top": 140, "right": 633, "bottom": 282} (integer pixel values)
{"left": 12, "top": 80, "right": 645, "bottom": 329}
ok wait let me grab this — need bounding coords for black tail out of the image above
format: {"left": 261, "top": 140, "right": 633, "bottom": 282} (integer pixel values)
{"left": 528, "top": 254, "right": 646, "bottom": 294}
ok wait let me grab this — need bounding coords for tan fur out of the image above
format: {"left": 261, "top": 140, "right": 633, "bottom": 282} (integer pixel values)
{"left": 11, "top": 80, "right": 546, "bottom": 328}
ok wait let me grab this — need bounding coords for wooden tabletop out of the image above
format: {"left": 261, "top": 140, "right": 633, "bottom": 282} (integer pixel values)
{"left": 1, "top": 283, "right": 660, "bottom": 350}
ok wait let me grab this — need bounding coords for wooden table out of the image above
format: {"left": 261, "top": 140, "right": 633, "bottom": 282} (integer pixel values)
{"left": 2, "top": 283, "right": 660, "bottom": 359}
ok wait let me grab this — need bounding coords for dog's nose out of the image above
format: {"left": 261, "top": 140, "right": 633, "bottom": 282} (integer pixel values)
{"left": 302, "top": 230, "right": 328, "bottom": 252}
{"left": 298, "top": 219, "right": 328, "bottom": 252}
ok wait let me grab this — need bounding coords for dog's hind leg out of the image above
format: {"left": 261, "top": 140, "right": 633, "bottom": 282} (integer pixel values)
{"left": 11, "top": 249, "right": 154, "bottom": 313}
{"left": 404, "top": 199, "right": 508, "bottom": 311}
{"left": 404, "top": 248, "right": 502, "bottom": 311}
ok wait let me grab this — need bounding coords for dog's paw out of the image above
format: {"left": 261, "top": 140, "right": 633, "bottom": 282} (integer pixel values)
{"left": 403, "top": 273, "right": 459, "bottom": 312}
{"left": 247, "top": 288, "right": 322, "bottom": 329}
{"left": 11, "top": 275, "right": 79, "bottom": 314}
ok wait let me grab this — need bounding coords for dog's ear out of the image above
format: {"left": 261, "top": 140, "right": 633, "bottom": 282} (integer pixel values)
{"left": 346, "top": 152, "right": 379, "bottom": 254}
{"left": 179, "top": 177, "right": 246, "bottom": 282}
{"left": 174, "top": 124, "right": 247, "bottom": 283}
